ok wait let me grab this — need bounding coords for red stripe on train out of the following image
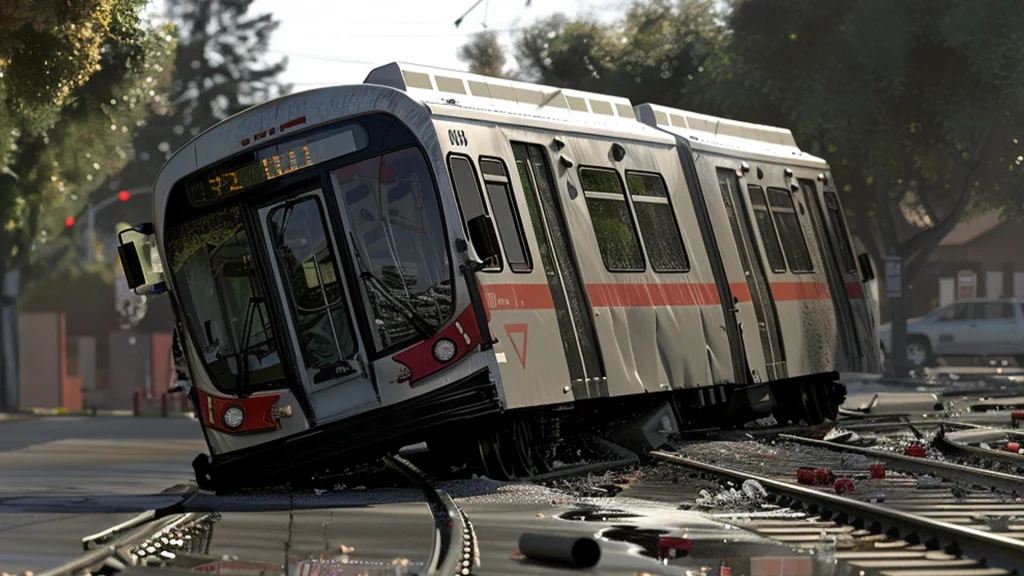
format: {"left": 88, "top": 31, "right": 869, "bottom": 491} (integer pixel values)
{"left": 480, "top": 281, "right": 830, "bottom": 310}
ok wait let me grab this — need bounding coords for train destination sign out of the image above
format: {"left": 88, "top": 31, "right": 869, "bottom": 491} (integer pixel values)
{"left": 188, "top": 122, "right": 369, "bottom": 204}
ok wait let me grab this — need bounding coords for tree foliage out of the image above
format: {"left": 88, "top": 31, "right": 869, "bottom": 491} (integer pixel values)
{"left": 512, "top": 0, "right": 726, "bottom": 111}
{"left": 725, "top": 0, "right": 1024, "bottom": 283}
{"left": 458, "top": 30, "right": 508, "bottom": 78}
{"left": 0, "top": 0, "right": 176, "bottom": 286}
{"left": 95, "top": 0, "right": 289, "bottom": 226}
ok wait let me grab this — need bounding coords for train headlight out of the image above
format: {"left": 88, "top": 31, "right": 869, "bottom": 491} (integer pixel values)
{"left": 222, "top": 405, "right": 245, "bottom": 429}
{"left": 432, "top": 338, "right": 457, "bottom": 363}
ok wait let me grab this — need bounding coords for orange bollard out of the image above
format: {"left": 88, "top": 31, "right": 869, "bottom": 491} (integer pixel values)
{"left": 161, "top": 393, "right": 169, "bottom": 417}
{"left": 133, "top": 389, "right": 142, "bottom": 416}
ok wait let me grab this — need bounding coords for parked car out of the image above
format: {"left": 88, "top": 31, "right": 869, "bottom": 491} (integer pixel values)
{"left": 878, "top": 298, "right": 1024, "bottom": 367}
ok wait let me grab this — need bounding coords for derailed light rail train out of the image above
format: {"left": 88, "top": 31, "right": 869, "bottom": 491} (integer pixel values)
{"left": 118, "top": 62, "right": 880, "bottom": 490}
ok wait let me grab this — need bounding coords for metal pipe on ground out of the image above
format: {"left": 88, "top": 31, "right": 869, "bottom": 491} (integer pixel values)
{"left": 518, "top": 533, "right": 601, "bottom": 568}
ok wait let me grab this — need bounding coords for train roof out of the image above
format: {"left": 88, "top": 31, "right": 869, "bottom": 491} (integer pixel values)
{"left": 363, "top": 62, "right": 672, "bottom": 144}
{"left": 634, "top": 103, "right": 828, "bottom": 168}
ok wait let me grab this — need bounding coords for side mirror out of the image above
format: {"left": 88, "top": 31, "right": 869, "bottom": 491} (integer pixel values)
{"left": 117, "top": 223, "right": 167, "bottom": 295}
{"left": 118, "top": 241, "right": 147, "bottom": 290}
{"left": 858, "top": 252, "right": 875, "bottom": 283}
{"left": 467, "top": 214, "right": 501, "bottom": 267}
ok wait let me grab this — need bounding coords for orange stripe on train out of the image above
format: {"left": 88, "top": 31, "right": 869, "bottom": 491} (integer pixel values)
{"left": 480, "top": 281, "right": 831, "bottom": 311}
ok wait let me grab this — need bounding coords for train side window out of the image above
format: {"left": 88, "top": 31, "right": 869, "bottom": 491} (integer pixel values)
{"left": 767, "top": 187, "right": 814, "bottom": 273}
{"left": 747, "top": 186, "right": 787, "bottom": 273}
{"left": 625, "top": 171, "right": 689, "bottom": 272}
{"left": 478, "top": 157, "right": 532, "bottom": 272}
{"left": 447, "top": 154, "right": 500, "bottom": 271}
{"left": 579, "top": 167, "right": 645, "bottom": 272}
{"left": 823, "top": 191, "right": 858, "bottom": 273}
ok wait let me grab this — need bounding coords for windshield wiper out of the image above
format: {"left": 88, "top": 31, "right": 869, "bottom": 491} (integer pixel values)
{"left": 348, "top": 231, "right": 434, "bottom": 340}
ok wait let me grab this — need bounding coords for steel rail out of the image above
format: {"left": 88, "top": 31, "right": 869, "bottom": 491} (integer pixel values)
{"left": 934, "top": 427, "right": 1024, "bottom": 467}
{"left": 652, "top": 450, "right": 1024, "bottom": 574}
{"left": 37, "top": 512, "right": 209, "bottom": 576}
{"left": 384, "top": 453, "right": 479, "bottom": 575}
{"left": 777, "top": 433, "right": 1024, "bottom": 495}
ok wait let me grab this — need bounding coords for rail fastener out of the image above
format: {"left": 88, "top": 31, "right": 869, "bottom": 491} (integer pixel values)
{"left": 651, "top": 450, "right": 1024, "bottom": 574}
{"left": 777, "top": 433, "right": 1024, "bottom": 496}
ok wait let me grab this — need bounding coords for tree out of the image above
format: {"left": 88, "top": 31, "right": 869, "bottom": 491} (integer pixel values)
{"left": 97, "top": 0, "right": 289, "bottom": 203}
{"left": 455, "top": 1, "right": 727, "bottom": 110}
{"left": 0, "top": 0, "right": 176, "bottom": 410}
{"left": 458, "top": 30, "right": 508, "bottom": 78}
{"left": 724, "top": 0, "right": 1024, "bottom": 376}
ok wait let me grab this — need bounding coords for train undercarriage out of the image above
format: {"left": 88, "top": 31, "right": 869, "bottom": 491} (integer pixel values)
{"left": 192, "top": 370, "right": 845, "bottom": 492}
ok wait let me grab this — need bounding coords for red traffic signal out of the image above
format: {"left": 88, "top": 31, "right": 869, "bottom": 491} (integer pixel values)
{"left": 65, "top": 216, "right": 75, "bottom": 228}
{"left": 118, "top": 190, "right": 130, "bottom": 202}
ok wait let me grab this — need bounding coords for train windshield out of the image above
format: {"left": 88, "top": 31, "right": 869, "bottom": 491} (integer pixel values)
{"left": 165, "top": 206, "right": 286, "bottom": 394}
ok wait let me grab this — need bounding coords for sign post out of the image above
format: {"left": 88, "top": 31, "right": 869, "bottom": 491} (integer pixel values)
{"left": 885, "top": 256, "right": 902, "bottom": 299}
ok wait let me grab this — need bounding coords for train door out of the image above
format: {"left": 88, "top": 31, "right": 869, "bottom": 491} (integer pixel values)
{"left": 715, "top": 168, "right": 788, "bottom": 381}
{"left": 511, "top": 142, "right": 606, "bottom": 399}
{"left": 816, "top": 184, "right": 878, "bottom": 372}
{"left": 257, "top": 186, "right": 379, "bottom": 424}
{"left": 797, "top": 178, "right": 862, "bottom": 370}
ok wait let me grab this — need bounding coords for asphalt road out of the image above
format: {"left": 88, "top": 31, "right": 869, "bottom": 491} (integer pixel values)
{"left": 0, "top": 415, "right": 802, "bottom": 575}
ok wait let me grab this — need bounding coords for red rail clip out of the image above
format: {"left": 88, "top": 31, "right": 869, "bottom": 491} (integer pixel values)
{"left": 834, "top": 478, "right": 855, "bottom": 494}
{"left": 869, "top": 464, "right": 885, "bottom": 479}
{"left": 797, "top": 467, "right": 835, "bottom": 486}
{"left": 1008, "top": 442, "right": 1021, "bottom": 453}
{"left": 904, "top": 444, "right": 926, "bottom": 458}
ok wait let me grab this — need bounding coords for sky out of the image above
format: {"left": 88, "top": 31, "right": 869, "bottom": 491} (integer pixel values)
{"left": 242, "top": 0, "right": 626, "bottom": 90}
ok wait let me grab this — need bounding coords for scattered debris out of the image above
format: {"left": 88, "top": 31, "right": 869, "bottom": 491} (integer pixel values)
{"left": 741, "top": 479, "right": 767, "bottom": 501}
{"left": 863, "top": 492, "right": 885, "bottom": 503}
{"left": 833, "top": 478, "right": 855, "bottom": 494}
{"left": 916, "top": 475, "right": 942, "bottom": 489}
{"left": 339, "top": 545, "right": 354, "bottom": 554}
{"left": 904, "top": 444, "right": 927, "bottom": 458}
{"left": 797, "top": 467, "right": 835, "bottom": 486}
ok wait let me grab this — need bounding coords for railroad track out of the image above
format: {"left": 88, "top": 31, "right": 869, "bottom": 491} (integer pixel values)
{"left": 652, "top": 438, "right": 1024, "bottom": 575}
{"left": 37, "top": 454, "right": 479, "bottom": 576}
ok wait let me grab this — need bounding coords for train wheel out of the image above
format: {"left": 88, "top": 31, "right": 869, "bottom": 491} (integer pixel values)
{"left": 511, "top": 419, "right": 543, "bottom": 478}
{"left": 770, "top": 386, "right": 800, "bottom": 426}
{"left": 477, "top": 429, "right": 515, "bottom": 481}
{"left": 816, "top": 384, "right": 840, "bottom": 422}
{"left": 799, "top": 383, "right": 826, "bottom": 425}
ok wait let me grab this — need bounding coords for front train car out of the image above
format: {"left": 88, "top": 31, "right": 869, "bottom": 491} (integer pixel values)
{"left": 118, "top": 84, "right": 503, "bottom": 490}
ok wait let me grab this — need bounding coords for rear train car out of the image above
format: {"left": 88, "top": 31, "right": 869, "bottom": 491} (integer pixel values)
{"left": 116, "top": 62, "right": 871, "bottom": 489}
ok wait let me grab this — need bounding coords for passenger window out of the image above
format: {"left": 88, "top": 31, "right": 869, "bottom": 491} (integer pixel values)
{"left": 625, "top": 172, "right": 689, "bottom": 272}
{"left": 447, "top": 155, "right": 500, "bottom": 271}
{"left": 982, "top": 302, "right": 1015, "bottom": 320}
{"left": 479, "top": 158, "right": 532, "bottom": 272}
{"left": 747, "top": 186, "right": 787, "bottom": 273}
{"left": 767, "top": 188, "right": 814, "bottom": 273}
{"left": 824, "top": 191, "right": 857, "bottom": 273}
{"left": 579, "top": 167, "right": 645, "bottom": 272}
{"left": 447, "top": 155, "right": 488, "bottom": 223}
{"left": 330, "top": 147, "right": 453, "bottom": 352}
{"left": 938, "top": 303, "right": 970, "bottom": 322}
{"left": 268, "top": 196, "right": 358, "bottom": 384}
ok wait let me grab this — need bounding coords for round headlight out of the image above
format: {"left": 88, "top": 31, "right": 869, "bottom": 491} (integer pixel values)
{"left": 432, "top": 338, "right": 457, "bottom": 363}
{"left": 222, "top": 405, "right": 245, "bottom": 429}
